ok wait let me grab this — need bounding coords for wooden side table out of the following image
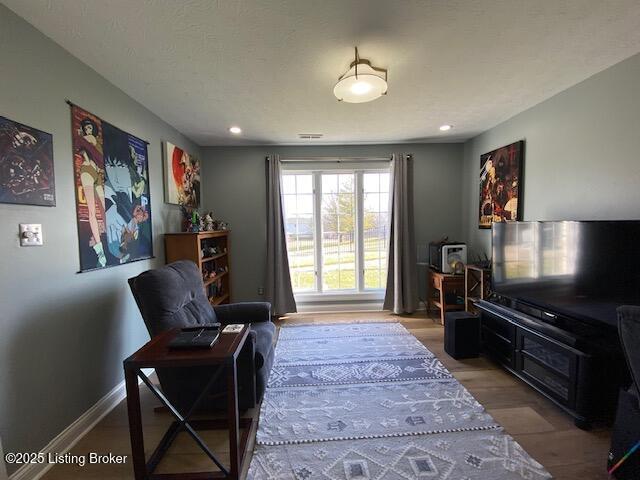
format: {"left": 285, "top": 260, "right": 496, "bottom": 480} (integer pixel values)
{"left": 465, "top": 265, "right": 491, "bottom": 313}
{"left": 427, "top": 268, "right": 465, "bottom": 324}
{"left": 123, "top": 325, "right": 253, "bottom": 480}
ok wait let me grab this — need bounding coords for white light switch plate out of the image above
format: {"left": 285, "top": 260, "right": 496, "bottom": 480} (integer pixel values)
{"left": 19, "top": 224, "right": 43, "bottom": 246}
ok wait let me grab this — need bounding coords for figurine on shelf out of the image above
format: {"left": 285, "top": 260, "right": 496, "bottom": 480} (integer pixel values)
{"left": 203, "top": 212, "right": 215, "bottom": 231}
{"left": 190, "top": 210, "right": 203, "bottom": 232}
{"left": 180, "top": 205, "right": 192, "bottom": 232}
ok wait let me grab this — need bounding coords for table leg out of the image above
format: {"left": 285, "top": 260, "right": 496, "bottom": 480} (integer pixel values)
{"left": 426, "top": 271, "right": 432, "bottom": 317}
{"left": 137, "top": 370, "right": 229, "bottom": 476}
{"left": 439, "top": 285, "right": 446, "bottom": 325}
{"left": 125, "top": 367, "right": 146, "bottom": 480}
{"left": 227, "top": 361, "right": 240, "bottom": 480}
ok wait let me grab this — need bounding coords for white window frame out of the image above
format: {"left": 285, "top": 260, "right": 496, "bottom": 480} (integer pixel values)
{"left": 281, "top": 162, "right": 390, "bottom": 302}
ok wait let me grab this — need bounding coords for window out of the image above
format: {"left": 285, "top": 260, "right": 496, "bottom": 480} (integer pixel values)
{"left": 321, "top": 173, "right": 356, "bottom": 291}
{"left": 282, "top": 166, "right": 390, "bottom": 296}
{"left": 281, "top": 174, "right": 315, "bottom": 291}
{"left": 363, "top": 172, "right": 390, "bottom": 289}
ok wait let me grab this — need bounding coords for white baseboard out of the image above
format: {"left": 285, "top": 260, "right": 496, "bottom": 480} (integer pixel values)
{"left": 9, "top": 369, "right": 153, "bottom": 480}
{"left": 295, "top": 303, "right": 427, "bottom": 314}
{"left": 296, "top": 302, "right": 384, "bottom": 312}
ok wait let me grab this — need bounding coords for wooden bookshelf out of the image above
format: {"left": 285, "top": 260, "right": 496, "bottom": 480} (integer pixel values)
{"left": 164, "top": 231, "right": 231, "bottom": 306}
{"left": 202, "top": 252, "right": 227, "bottom": 263}
{"left": 211, "top": 293, "right": 230, "bottom": 306}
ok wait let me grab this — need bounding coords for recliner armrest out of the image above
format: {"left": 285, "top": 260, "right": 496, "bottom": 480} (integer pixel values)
{"left": 213, "top": 302, "right": 272, "bottom": 324}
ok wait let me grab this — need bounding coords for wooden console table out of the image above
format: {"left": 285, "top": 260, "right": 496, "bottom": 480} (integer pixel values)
{"left": 427, "top": 268, "right": 465, "bottom": 324}
{"left": 465, "top": 265, "right": 491, "bottom": 314}
{"left": 124, "top": 325, "right": 253, "bottom": 480}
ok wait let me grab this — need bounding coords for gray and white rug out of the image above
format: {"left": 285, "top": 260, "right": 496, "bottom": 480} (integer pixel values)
{"left": 247, "top": 322, "right": 552, "bottom": 480}
{"left": 267, "top": 356, "right": 451, "bottom": 388}
{"left": 273, "top": 333, "right": 432, "bottom": 365}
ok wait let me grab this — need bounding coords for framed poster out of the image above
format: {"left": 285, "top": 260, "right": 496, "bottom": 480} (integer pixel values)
{"left": 70, "top": 104, "right": 153, "bottom": 272}
{"left": 0, "top": 115, "right": 55, "bottom": 206}
{"left": 479, "top": 140, "right": 524, "bottom": 229}
{"left": 163, "top": 141, "right": 200, "bottom": 208}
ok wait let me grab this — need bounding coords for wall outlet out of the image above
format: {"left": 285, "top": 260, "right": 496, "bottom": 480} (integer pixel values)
{"left": 258, "top": 287, "right": 265, "bottom": 295}
{"left": 19, "top": 224, "right": 43, "bottom": 246}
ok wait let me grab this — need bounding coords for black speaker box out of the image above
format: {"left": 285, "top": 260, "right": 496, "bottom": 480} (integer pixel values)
{"left": 444, "top": 311, "right": 480, "bottom": 359}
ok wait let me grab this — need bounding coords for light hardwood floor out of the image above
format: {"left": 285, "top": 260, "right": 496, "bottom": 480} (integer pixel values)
{"left": 40, "top": 311, "right": 611, "bottom": 480}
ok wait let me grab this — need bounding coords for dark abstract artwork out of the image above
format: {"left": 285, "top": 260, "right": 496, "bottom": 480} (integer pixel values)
{"left": 479, "top": 140, "right": 524, "bottom": 229}
{"left": 0, "top": 115, "right": 55, "bottom": 206}
{"left": 70, "top": 104, "right": 153, "bottom": 272}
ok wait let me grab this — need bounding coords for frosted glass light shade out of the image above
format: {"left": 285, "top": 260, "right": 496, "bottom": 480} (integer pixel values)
{"left": 333, "top": 62, "right": 388, "bottom": 103}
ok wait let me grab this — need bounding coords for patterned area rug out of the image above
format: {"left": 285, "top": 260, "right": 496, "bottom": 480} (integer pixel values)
{"left": 247, "top": 322, "right": 552, "bottom": 480}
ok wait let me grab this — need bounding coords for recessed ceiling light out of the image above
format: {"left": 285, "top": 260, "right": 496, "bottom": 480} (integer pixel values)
{"left": 439, "top": 124, "right": 453, "bottom": 132}
{"left": 229, "top": 126, "right": 242, "bottom": 134}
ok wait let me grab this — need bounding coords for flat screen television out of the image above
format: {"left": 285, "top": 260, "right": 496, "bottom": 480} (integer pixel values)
{"left": 492, "top": 221, "right": 640, "bottom": 327}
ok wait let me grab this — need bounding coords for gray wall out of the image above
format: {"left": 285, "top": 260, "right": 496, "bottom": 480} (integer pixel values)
{"left": 202, "top": 144, "right": 464, "bottom": 301}
{"left": 461, "top": 52, "right": 640, "bottom": 257}
{"left": 0, "top": 6, "right": 201, "bottom": 471}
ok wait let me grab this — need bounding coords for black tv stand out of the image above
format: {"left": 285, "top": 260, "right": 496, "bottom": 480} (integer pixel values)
{"left": 475, "top": 298, "right": 625, "bottom": 429}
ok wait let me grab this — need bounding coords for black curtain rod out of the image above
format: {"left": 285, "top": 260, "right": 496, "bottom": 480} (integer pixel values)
{"left": 266, "top": 155, "right": 412, "bottom": 162}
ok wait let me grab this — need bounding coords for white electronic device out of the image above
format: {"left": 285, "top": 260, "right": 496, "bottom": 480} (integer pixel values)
{"left": 440, "top": 244, "right": 467, "bottom": 274}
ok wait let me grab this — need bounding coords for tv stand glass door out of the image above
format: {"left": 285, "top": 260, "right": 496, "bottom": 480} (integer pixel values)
{"left": 516, "top": 328, "right": 579, "bottom": 406}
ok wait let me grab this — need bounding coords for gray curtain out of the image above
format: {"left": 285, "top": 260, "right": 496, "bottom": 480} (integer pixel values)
{"left": 265, "top": 155, "right": 297, "bottom": 316}
{"left": 384, "top": 153, "right": 418, "bottom": 314}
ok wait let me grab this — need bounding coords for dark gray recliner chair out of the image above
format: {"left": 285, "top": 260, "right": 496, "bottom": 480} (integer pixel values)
{"left": 608, "top": 306, "right": 640, "bottom": 479}
{"left": 128, "top": 260, "right": 275, "bottom": 412}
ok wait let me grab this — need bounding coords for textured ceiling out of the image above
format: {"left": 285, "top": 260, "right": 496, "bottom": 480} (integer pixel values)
{"left": 4, "top": 0, "right": 640, "bottom": 146}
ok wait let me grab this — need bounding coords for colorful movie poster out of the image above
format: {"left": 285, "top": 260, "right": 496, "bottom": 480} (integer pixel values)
{"left": 0, "top": 115, "right": 55, "bottom": 206}
{"left": 479, "top": 140, "right": 524, "bottom": 229}
{"left": 163, "top": 141, "right": 200, "bottom": 208}
{"left": 71, "top": 105, "right": 153, "bottom": 272}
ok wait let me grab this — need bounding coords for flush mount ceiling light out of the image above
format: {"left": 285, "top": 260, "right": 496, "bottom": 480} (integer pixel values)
{"left": 333, "top": 47, "right": 388, "bottom": 103}
{"left": 228, "top": 126, "right": 242, "bottom": 134}
{"left": 439, "top": 124, "right": 453, "bottom": 131}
